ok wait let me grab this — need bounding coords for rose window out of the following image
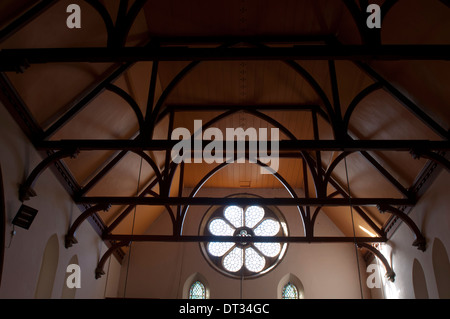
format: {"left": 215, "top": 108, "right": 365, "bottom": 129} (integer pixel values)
{"left": 200, "top": 204, "right": 288, "bottom": 278}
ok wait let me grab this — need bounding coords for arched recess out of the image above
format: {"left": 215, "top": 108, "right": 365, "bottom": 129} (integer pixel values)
{"left": 34, "top": 233, "right": 59, "bottom": 299}
{"left": 412, "top": 258, "right": 429, "bottom": 299}
{"left": 182, "top": 272, "right": 210, "bottom": 299}
{"left": 432, "top": 238, "right": 450, "bottom": 299}
{"left": 61, "top": 255, "right": 79, "bottom": 299}
{"left": 277, "top": 273, "right": 305, "bottom": 299}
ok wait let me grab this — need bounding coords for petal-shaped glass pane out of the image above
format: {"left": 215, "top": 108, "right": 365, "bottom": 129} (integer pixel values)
{"left": 254, "top": 242, "right": 281, "bottom": 257}
{"left": 207, "top": 242, "right": 235, "bottom": 257}
{"left": 223, "top": 247, "right": 243, "bottom": 272}
{"left": 244, "top": 206, "right": 265, "bottom": 228}
{"left": 244, "top": 247, "right": 265, "bottom": 272}
{"left": 209, "top": 218, "right": 235, "bottom": 236}
{"left": 253, "top": 218, "right": 280, "bottom": 236}
{"left": 224, "top": 206, "right": 243, "bottom": 228}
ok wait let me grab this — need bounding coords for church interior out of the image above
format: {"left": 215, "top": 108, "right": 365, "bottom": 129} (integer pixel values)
{"left": 0, "top": 0, "right": 449, "bottom": 300}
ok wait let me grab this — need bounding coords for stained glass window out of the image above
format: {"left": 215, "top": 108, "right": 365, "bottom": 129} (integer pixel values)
{"left": 189, "top": 281, "right": 206, "bottom": 299}
{"left": 281, "top": 283, "right": 299, "bottom": 299}
{"left": 201, "top": 204, "right": 288, "bottom": 278}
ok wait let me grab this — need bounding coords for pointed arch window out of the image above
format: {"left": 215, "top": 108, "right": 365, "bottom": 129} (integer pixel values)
{"left": 281, "top": 282, "right": 299, "bottom": 299}
{"left": 189, "top": 280, "right": 206, "bottom": 299}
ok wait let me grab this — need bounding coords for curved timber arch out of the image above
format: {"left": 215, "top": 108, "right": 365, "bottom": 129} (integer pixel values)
{"left": 310, "top": 191, "right": 340, "bottom": 233}
{"left": 150, "top": 40, "right": 336, "bottom": 139}
{"left": 249, "top": 42, "right": 336, "bottom": 136}
{"left": 243, "top": 108, "right": 322, "bottom": 196}
{"left": 19, "top": 148, "right": 79, "bottom": 202}
{"left": 167, "top": 102, "right": 337, "bottom": 238}
{"left": 179, "top": 157, "right": 309, "bottom": 238}
{"left": 130, "top": 150, "right": 163, "bottom": 187}
{"left": 342, "top": 82, "right": 383, "bottom": 133}
{"left": 130, "top": 150, "right": 176, "bottom": 226}
{"left": 83, "top": 0, "right": 115, "bottom": 46}
{"left": 105, "top": 84, "right": 145, "bottom": 136}
{"left": 322, "top": 151, "right": 355, "bottom": 196}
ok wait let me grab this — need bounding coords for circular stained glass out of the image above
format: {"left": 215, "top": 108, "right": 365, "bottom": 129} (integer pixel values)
{"left": 199, "top": 197, "right": 288, "bottom": 279}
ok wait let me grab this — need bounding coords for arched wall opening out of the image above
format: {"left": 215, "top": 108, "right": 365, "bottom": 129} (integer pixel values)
{"left": 277, "top": 273, "right": 305, "bottom": 299}
{"left": 182, "top": 272, "right": 210, "bottom": 299}
{"left": 432, "top": 237, "right": 450, "bottom": 299}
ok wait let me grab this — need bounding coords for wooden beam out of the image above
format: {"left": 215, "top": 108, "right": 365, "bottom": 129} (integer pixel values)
{"left": 77, "top": 196, "right": 415, "bottom": 207}
{"left": 103, "top": 234, "right": 387, "bottom": 244}
{"left": 1, "top": 45, "right": 450, "bottom": 71}
{"left": 36, "top": 139, "right": 450, "bottom": 152}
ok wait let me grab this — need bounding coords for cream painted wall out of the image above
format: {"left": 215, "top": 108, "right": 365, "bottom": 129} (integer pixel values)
{"left": 0, "top": 103, "right": 121, "bottom": 299}
{"left": 117, "top": 187, "right": 371, "bottom": 299}
{"left": 368, "top": 169, "right": 450, "bottom": 299}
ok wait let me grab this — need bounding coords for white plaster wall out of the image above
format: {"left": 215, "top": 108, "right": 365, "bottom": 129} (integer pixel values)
{"left": 368, "top": 169, "right": 450, "bottom": 299}
{"left": 0, "top": 103, "right": 121, "bottom": 298}
{"left": 118, "top": 187, "right": 371, "bottom": 299}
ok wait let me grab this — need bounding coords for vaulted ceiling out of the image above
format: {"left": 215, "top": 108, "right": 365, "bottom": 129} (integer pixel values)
{"left": 0, "top": 0, "right": 449, "bottom": 264}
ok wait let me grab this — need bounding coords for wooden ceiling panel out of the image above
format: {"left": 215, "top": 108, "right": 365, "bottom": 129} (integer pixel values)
{"left": 262, "top": 110, "right": 314, "bottom": 140}
{"left": 368, "top": 60, "right": 450, "bottom": 131}
{"left": 85, "top": 151, "right": 157, "bottom": 197}
{"left": 62, "top": 150, "right": 118, "bottom": 186}
{"left": 0, "top": 0, "right": 41, "bottom": 30}
{"left": 107, "top": 166, "right": 181, "bottom": 235}
{"left": 1, "top": 0, "right": 108, "bottom": 48}
{"left": 381, "top": 0, "right": 450, "bottom": 45}
{"left": 348, "top": 89, "right": 442, "bottom": 185}
{"left": 51, "top": 88, "right": 140, "bottom": 140}
{"left": 173, "top": 111, "right": 225, "bottom": 133}
{"left": 183, "top": 157, "right": 304, "bottom": 190}
{"left": 334, "top": 60, "right": 375, "bottom": 115}
{"left": 6, "top": 63, "right": 114, "bottom": 127}
{"left": 371, "top": 151, "right": 428, "bottom": 188}
{"left": 120, "top": 62, "right": 156, "bottom": 119}
{"left": 109, "top": 206, "right": 167, "bottom": 235}
{"left": 328, "top": 151, "right": 405, "bottom": 201}
{"left": 318, "top": 206, "right": 383, "bottom": 238}
{"left": 143, "top": 0, "right": 342, "bottom": 37}
{"left": 158, "top": 60, "right": 325, "bottom": 117}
